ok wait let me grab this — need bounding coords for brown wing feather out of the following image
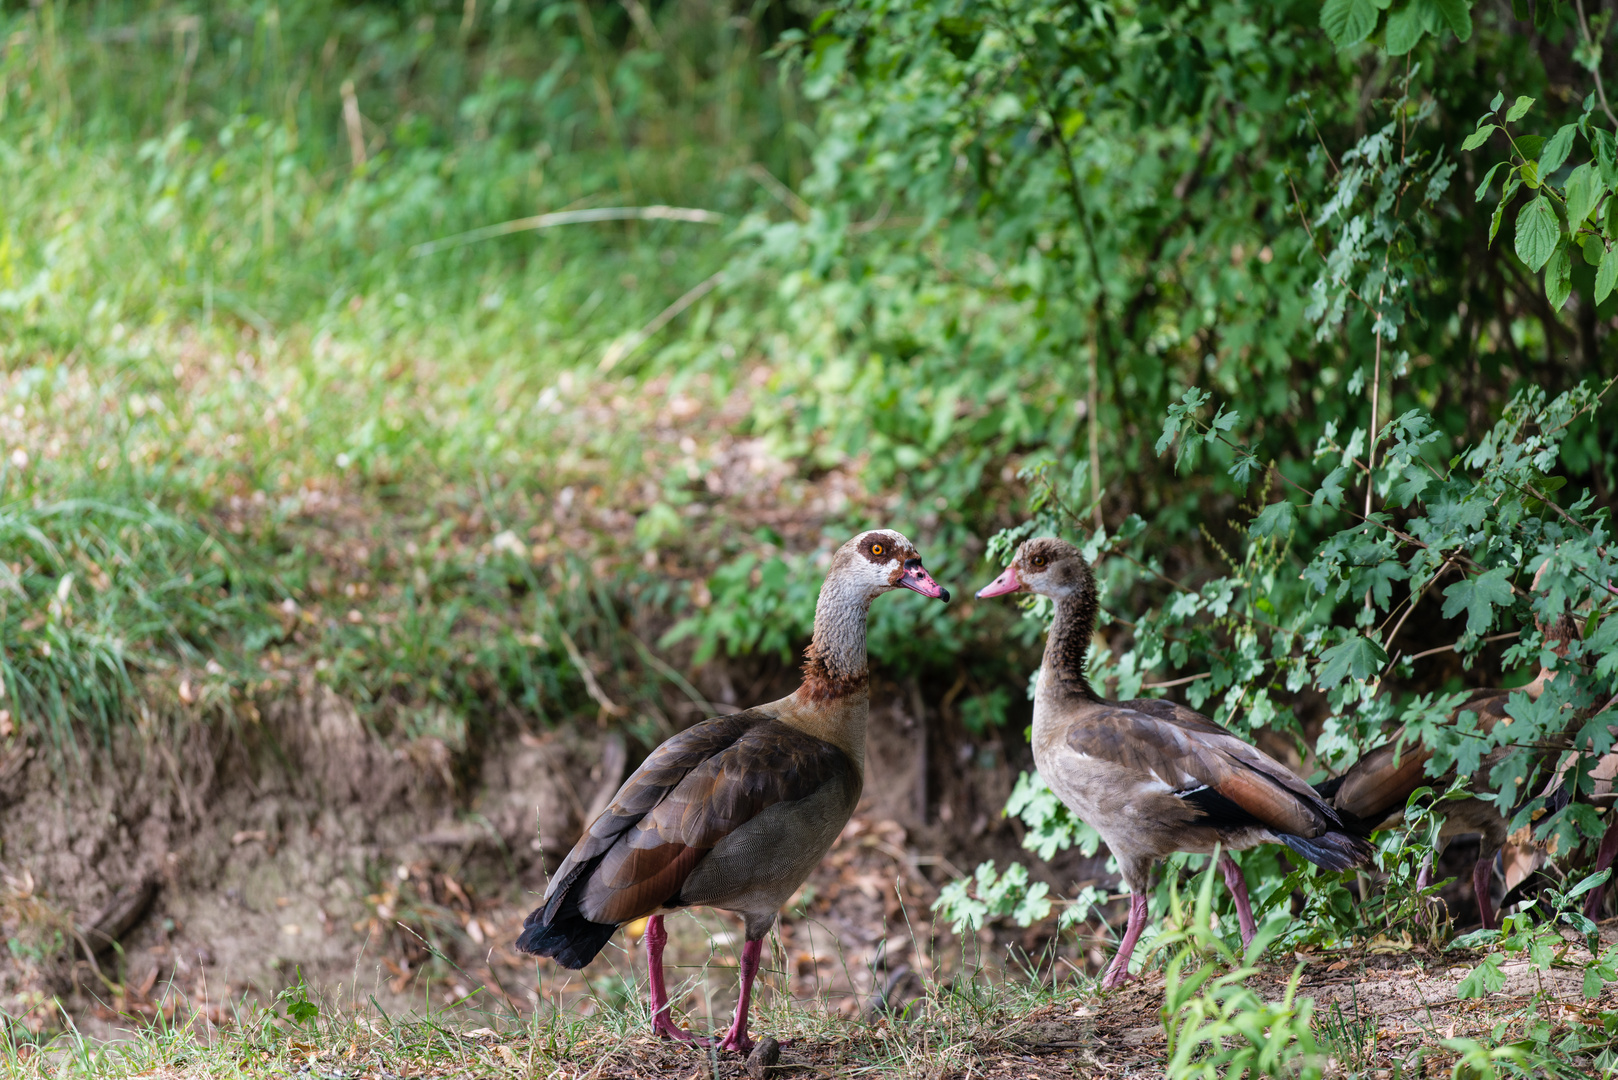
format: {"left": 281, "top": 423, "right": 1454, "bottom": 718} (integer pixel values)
{"left": 545, "top": 711, "right": 854, "bottom": 927}
{"left": 1330, "top": 688, "right": 1514, "bottom": 827}
{"left": 1068, "top": 704, "right": 1335, "bottom": 837}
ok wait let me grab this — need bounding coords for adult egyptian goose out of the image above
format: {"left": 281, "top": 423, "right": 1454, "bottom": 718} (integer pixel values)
{"left": 1317, "top": 608, "right": 1578, "bottom": 930}
{"left": 977, "top": 537, "right": 1371, "bottom": 989}
{"left": 515, "top": 530, "right": 948, "bottom": 1053}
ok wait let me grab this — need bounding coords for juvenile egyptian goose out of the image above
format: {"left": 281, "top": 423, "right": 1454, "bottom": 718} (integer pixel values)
{"left": 515, "top": 530, "right": 948, "bottom": 1053}
{"left": 1317, "top": 608, "right": 1578, "bottom": 930}
{"left": 977, "top": 537, "right": 1371, "bottom": 989}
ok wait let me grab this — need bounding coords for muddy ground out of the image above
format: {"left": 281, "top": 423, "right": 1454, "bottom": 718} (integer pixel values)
{"left": 1, "top": 657, "right": 1552, "bottom": 1080}
{"left": 0, "top": 667, "right": 1107, "bottom": 1038}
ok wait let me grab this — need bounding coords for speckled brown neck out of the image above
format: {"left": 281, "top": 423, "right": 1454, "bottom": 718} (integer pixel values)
{"left": 1043, "top": 563, "right": 1100, "bottom": 703}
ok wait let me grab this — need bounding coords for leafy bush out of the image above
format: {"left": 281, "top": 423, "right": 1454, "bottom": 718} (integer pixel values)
{"left": 867, "top": 0, "right": 1618, "bottom": 999}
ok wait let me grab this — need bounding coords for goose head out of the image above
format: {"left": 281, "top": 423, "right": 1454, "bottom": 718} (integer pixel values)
{"left": 976, "top": 536, "right": 1089, "bottom": 600}
{"left": 830, "top": 529, "right": 949, "bottom": 602}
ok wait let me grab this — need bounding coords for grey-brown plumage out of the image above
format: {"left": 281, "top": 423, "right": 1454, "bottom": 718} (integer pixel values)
{"left": 977, "top": 537, "right": 1371, "bottom": 989}
{"left": 515, "top": 529, "right": 948, "bottom": 1054}
{"left": 519, "top": 710, "right": 859, "bottom": 961}
{"left": 1319, "top": 602, "right": 1580, "bottom": 930}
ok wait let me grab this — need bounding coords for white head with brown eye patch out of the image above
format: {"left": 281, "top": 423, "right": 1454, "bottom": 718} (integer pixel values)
{"left": 976, "top": 537, "right": 1086, "bottom": 599}
{"left": 830, "top": 529, "right": 950, "bottom": 602}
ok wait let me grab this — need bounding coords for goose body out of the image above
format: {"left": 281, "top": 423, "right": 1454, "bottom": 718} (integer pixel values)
{"left": 516, "top": 529, "right": 948, "bottom": 1053}
{"left": 978, "top": 537, "right": 1371, "bottom": 988}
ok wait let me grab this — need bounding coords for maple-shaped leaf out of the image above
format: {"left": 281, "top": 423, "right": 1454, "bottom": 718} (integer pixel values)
{"left": 1441, "top": 568, "right": 1516, "bottom": 636}
{"left": 1317, "top": 634, "right": 1388, "bottom": 688}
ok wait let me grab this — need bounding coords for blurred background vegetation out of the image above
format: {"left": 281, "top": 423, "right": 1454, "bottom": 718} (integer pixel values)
{"left": 2, "top": 0, "right": 1617, "bottom": 1006}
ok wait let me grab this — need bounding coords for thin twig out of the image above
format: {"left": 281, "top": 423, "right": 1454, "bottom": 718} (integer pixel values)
{"left": 1381, "top": 556, "right": 1456, "bottom": 656}
{"left": 556, "top": 624, "right": 627, "bottom": 717}
{"left": 1364, "top": 258, "right": 1388, "bottom": 529}
{"left": 599, "top": 271, "right": 724, "bottom": 371}
{"left": 1576, "top": 0, "right": 1618, "bottom": 128}
{"left": 746, "top": 163, "right": 811, "bottom": 221}
{"left": 1142, "top": 672, "right": 1212, "bottom": 690}
{"left": 1404, "top": 630, "right": 1520, "bottom": 662}
{"left": 1302, "top": 103, "right": 1340, "bottom": 176}
{"left": 410, "top": 205, "right": 723, "bottom": 257}
{"left": 1001, "top": 0, "right": 1112, "bottom": 527}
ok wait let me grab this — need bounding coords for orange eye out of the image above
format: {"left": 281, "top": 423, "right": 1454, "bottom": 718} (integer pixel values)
{"left": 871, "top": 543, "right": 885, "bottom": 556}
{"left": 1031, "top": 555, "right": 1047, "bottom": 567}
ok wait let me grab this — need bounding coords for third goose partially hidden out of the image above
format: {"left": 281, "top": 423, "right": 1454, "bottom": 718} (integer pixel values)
{"left": 977, "top": 537, "right": 1372, "bottom": 989}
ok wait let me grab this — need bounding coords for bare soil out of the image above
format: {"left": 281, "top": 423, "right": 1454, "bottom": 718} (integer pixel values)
{"left": 0, "top": 667, "right": 1082, "bottom": 1040}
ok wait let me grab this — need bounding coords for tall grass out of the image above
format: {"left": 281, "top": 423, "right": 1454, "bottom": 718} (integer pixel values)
{"left": 0, "top": 0, "right": 810, "bottom": 748}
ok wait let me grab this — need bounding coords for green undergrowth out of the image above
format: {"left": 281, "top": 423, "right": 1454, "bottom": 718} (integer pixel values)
{"left": 0, "top": 0, "right": 983, "bottom": 758}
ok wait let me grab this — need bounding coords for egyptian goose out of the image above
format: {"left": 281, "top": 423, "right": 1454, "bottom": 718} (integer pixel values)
{"left": 977, "top": 537, "right": 1371, "bottom": 989}
{"left": 1318, "top": 606, "right": 1578, "bottom": 930}
{"left": 515, "top": 530, "right": 948, "bottom": 1053}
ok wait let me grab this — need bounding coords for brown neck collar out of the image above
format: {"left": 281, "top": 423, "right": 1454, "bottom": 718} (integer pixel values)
{"left": 797, "top": 574, "right": 873, "bottom": 702}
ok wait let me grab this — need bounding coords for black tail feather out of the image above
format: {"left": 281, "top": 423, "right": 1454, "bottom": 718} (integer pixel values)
{"left": 1280, "top": 829, "right": 1375, "bottom": 872}
{"left": 1311, "top": 774, "right": 1345, "bottom": 802}
{"left": 513, "top": 861, "right": 619, "bottom": 970}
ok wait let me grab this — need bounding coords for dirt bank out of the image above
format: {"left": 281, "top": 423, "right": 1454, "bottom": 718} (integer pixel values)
{"left": 0, "top": 665, "right": 1083, "bottom": 1037}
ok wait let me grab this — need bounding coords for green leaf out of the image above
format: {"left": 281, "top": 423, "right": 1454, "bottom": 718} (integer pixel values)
{"left": 1384, "top": 3, "right": 1426, "bottom": 53}
{"left": 1539, "top": 124, "right": 1578, "bottom": 176}
{"left": 1321, "top": 0, "right": 1379, "bottom": 45}
{"left": 1318, "top": 634, "right": 1390, "bottom": 688}
{"left": 1586, "top": 965, "right": 1607, "bottom": 999}
{"left": 1514, "top": 195, "right": 1560, "bottom": 271}
{"left": 1565, "top": 162, "right": 1601, "bottom": 224}
{"left": 1390, "top": 468, "right": 1432, "bottom": 507}
{"left": 1506, "top": 95, "right": 1536, "bottom": 123}
{"left": 1514, "top": 134, "right": 1546, "bottom": 162}
{"left": 1597, "top": 245, "right": 1618, "bottom": 304}
{"left": 1474, "top": 160, "right": 1507, "bottom": 201}
{"left": 1432, "top": 0, "right": 1472, "bottom": 40}
{"left": 1441, "top": 568, "right": 1516, "bottom": 636}
{"left": 1249, "top": 501, "right": 1296, "bottom": 539}
{"left": 1546, "top": 241, "right": 1572, "bottom": 310}
{"left": 1313, "top": 464, "right": 1350, "bottom": 508}
{"left": 1490, "top": 90, "right": 1505, "bottom": 112}
{"left": 1457, "top": 954, "right": 1508, "bottom": 999}
{"left": 1461, "top": 124, "right": 1497, "bottom": 152}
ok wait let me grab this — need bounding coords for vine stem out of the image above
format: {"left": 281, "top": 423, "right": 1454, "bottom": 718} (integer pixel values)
{"left": 1575, "top": 0, "right": 1618, "bottom": 129}
{"left": 996, "top": 0, "right": 1110, "bottom": 532}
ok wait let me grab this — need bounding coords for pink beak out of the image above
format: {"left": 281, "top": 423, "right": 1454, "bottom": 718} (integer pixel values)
{"left": 899, "top": 560, "right": 950, "bottom": 601}
{"left": 976, "top": 564, "right": 1021, "bottom": 598}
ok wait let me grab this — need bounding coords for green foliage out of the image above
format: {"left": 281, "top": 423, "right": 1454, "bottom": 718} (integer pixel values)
{"left": 1158, "top": 859, "right": 1323, "bottom": 1080}
{"left": 276, "top": 973, "right": 319, "bottom": 1028}
{"left": 1004, "top": 768, "right": 1103, "bottom": 861}
{"left": 1320, "top": 0, "right": 1473, "bottom": 52}
{"left": 932, "top": 860, "right": 1051, "bottom": 932}
{"left": 0, "top": 0, "right": 809, "bottom": 749}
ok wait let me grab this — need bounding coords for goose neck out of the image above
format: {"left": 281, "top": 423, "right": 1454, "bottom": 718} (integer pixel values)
{"left": 1041, "top": 587, "right": 1099, "bottom": 705}
{"left": 800, "top": 574, "right": 873, "bottom": 701}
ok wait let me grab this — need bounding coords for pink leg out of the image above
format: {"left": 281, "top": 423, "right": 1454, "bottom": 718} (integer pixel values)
{"left": 1584, "top": 818, "right": 1618, "bottom": 921}
{"left": 646, "top": 915, "right": 710, "bottom": 1045}
{"left": 1218, "top": 853, "right": 1257, "bottom": 948}
{"left": 1472, "top": 858, "right": 1498, "bottom": 931}
{"left": 1101, "top": 892, "right": 1150, "bottom": 990}
{"left": 717, "top": 938, "right": 762, "bottom": 1055}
